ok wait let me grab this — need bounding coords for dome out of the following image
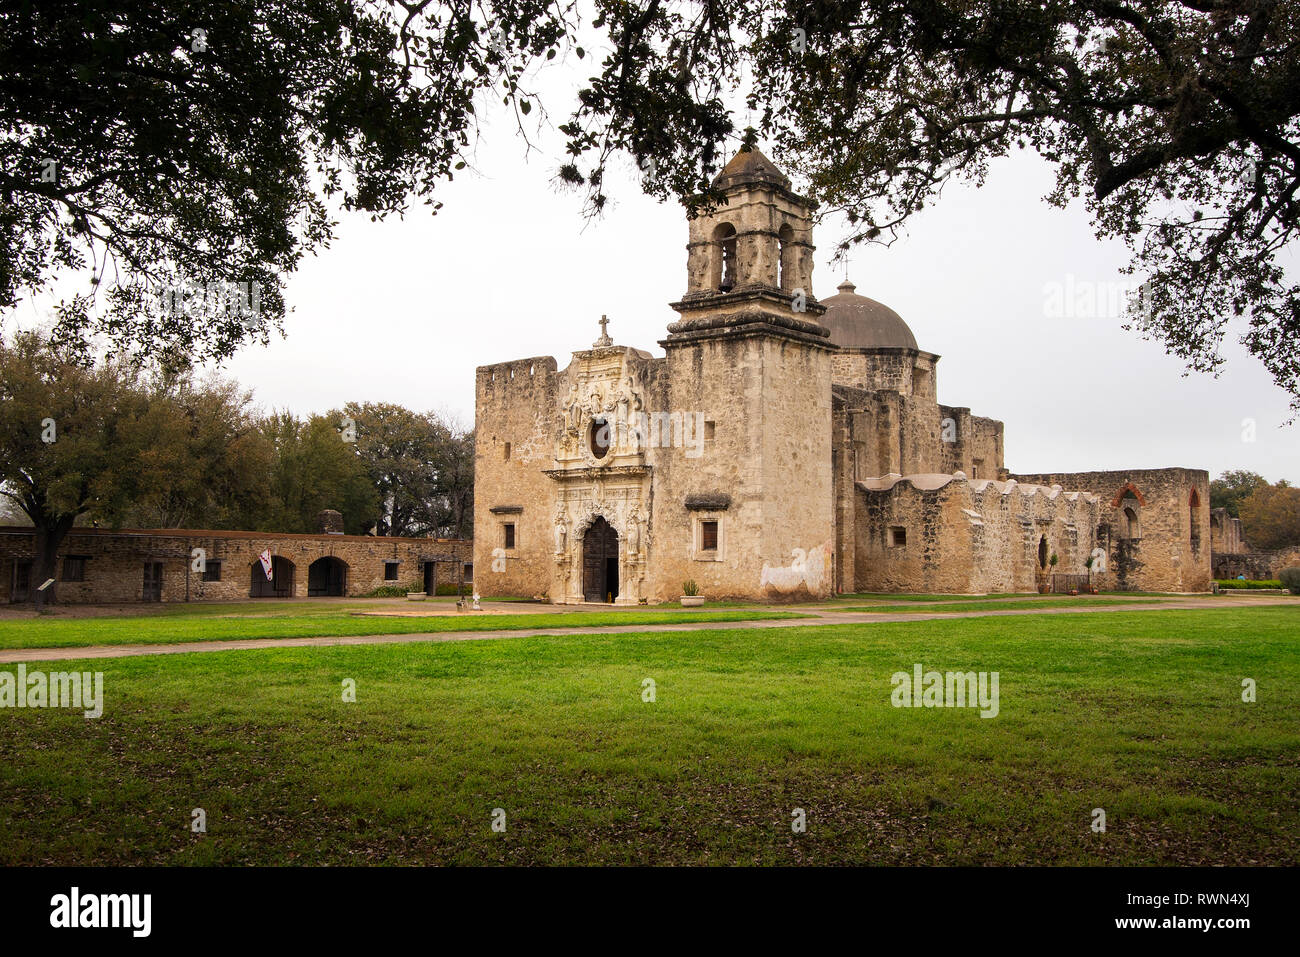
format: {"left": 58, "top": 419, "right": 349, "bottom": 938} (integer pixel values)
{"left": 712, "top": 146, "right": 792, "bottom": 191}
{"left": 820, "top": 280, "right": 918, "bottom": 350}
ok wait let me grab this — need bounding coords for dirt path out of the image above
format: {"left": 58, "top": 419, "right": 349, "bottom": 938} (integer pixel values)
{"left": 0, "top": 595, "right": 1294, "bottom": 663}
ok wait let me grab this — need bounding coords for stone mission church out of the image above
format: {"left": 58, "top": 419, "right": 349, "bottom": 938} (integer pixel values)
{"left": 474, "top": 148, "right": 1211, "bottom": 602}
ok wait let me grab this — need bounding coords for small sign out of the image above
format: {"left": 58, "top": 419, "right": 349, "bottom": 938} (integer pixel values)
{"left": 37, "top": 578, "right": 56, "bottom": 592}
{"left": 258, "top": 549, "right": 273, "bottom": 581}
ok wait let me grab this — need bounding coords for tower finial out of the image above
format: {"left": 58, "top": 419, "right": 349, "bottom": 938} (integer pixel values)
{"left": 593, "top": 314, "right": 613, "bottom": 347}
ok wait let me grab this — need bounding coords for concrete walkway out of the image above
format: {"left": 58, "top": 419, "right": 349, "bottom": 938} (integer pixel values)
{"left": 0, "top": 595, "right": 1294, "bottom": 663}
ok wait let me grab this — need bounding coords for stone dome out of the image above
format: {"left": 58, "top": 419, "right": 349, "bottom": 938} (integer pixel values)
{"left": 820, "top": 280, "right": 918, "bottom": 350}
{"left": 712, "top": 146, "right": 792, "bottom": 192}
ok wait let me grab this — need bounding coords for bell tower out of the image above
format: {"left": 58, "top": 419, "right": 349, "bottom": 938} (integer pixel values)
{"left": 667, "top": 145, "right": 829, "bottom": 342}
{"left": 654, "top": 146, "right": 837, "bottom": 601}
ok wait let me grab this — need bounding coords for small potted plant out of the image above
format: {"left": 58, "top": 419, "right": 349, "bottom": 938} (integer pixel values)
{"left": 1084, "top": 555, "right": 1100, "bottom": 594}
{"left": 680, "top": 580, "right": 705, "bottom": 607}
{"left": 1038, "top": 553, "right": 1058, "bottom": 594}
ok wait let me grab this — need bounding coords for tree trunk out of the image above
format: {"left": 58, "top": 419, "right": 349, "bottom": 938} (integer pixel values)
{"left": 31, "top": 515, "right": 74, "bottom": 610}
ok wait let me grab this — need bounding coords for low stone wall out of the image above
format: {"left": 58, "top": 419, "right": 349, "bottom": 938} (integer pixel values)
{"left": 0, "top": 526, "right": 472, "bottom": 604}
{"left": 1213, "top": 546, "right": 1300, "bottom": 581}
{"left": 1009, "top": 467, "right": 1212, "bottom": 593}
{"left": 855, "top": 473, "right": 1103, "bottom": 594}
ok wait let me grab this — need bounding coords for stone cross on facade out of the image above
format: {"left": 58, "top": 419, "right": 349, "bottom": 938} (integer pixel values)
{"left": 593, "top": 314, "right": 613, "bottom": 348}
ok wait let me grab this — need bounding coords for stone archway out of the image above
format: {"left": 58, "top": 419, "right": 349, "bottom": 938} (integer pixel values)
{"left": 250, "top": 556, "right": 295, "bottom": 598}
{"left": 307, "top": 556, "right": 348, "bottom": 596}
{"left": 582, "top": 516, "right": 619, "bottom": 602}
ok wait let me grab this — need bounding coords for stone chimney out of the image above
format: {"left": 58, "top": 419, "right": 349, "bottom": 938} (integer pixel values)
{"left": 317, "top": 510, "right": 345, "bottom": 535}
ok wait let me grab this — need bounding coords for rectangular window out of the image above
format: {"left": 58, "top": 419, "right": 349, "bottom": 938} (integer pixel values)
{"left": 503, "top": 441, "right": 511, "bottom": 461}
{"left": 503, "top": 523, "right": 516, "bottom": 549}
{"left": 202, "top": 560, "right": 222, "bottom": 583}
{"left": 384, "top": 561, "right": 399, "bottom": 581}
{"left": 889, "top": 526, "right": 907, "bottom": 547}
{"left": 701, "top": 520, "right": 719, "bottom": 551}
{"left": 463, "top": 563, "right": 474, "bottom": 582}
{"left": 61, "top": 556, "right": 87, "bottom": 582}
{"left": 704, "top": 420, "right": 716, "bottom": 442}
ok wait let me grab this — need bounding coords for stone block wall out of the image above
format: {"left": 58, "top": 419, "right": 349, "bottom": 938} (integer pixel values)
{"left": 1009, "top": 468, "right": 1212, "bottom": 592}
{"left": 652, "top": 330, "right": 835, "bottom": 602}
{"left": 854, "top": 474, "right": 1102, "bottom": 593}
{"left": 830, "top": 349, "right": 936, "bottom": 397}
{"left": 473, "top": 355, "right": 561, "bottom": 599}
{"left": 0, "top": 527, "right": 471, "bottom": 604}
{"left": 1213, "top": 545, "right": 1300, "bottom": 580}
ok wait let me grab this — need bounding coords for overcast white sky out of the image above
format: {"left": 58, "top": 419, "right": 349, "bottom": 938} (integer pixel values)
{"left": 11, "top": 28, "right": 1298, "bottom": 484}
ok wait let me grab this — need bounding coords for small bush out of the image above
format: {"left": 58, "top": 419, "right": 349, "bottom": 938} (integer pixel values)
{"left": 682, "top": 580, "right": 699, "bottom": 596}
{"left": 1215, "top": 579, "right": 1284, "bottom": 590}
{"left": 434, "top": 583, "right": 465, "bottom": 596}
{"left": 365, "top": 584, "right": 418, "bottom": 598}
{"left": 1279, "top": 567, "right": 1300, "bottom": 595}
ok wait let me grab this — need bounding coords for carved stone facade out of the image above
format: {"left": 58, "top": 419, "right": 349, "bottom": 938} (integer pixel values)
{"left": 475, "top": 148, "right": 1212, "bottom": 600}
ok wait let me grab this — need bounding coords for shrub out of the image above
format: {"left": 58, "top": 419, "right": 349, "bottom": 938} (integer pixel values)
{"left": 1215, "top": 579, "right": 1284, "bottom": 590}
{"left": 365, "top": 584, "right": 419, "bottom": 598}
{"left": 366, "top": 583, "right": 465, "bottom": 597}
{"left": 682, "top": 579, "right": 700, "bottom": 596}
{"left": 1279, "top": 567, "right": 1300, "bottom": 595}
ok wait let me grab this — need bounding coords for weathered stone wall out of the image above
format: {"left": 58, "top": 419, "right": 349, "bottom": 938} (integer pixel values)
{"left": 1009, "top": 468, "right": 1212, "bottom": 592}
{"left": 854, "top": 475, "right": 1102, "bottom": 593}
{"left": 832, "top": 391, "right": 1004, "bottom": 492}
{"left": 1208, "top": 508, "right": 1300, "bottom": 580}
{"left": 829, "top": 359, "right": 1005, "bottom": 485}
{"left": 1213, "top": 545, "right": 1300, "bottom": 580}
{"left": 1210, "top": 508, "right": 1244, "bottom": 554}
{"left": 0, "top": 526, "right": 470, "bottom": 603}
{"left": 968, "top": 416, "right": 1007, "bottom": 480}
{"left": 650, "top": 331, "right": 835, "bottom": 602}
{"left": 473, "top": 355, "right": 561, "bottom": 599}
{"left": 829, "top": 349, "right": 941, "bottom": 399}
{"left": 832, "top": 401, "right": 858, "bottom": 593}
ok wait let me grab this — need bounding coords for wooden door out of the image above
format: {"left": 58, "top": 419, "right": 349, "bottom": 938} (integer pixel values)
{"left": 582, "top": 517, "right": 619, "bottom": 602}
{"left": 143, "top": 562, "right": 163, "bottom": 602}
{"left": 12, "top": 561, "right": 31, "bottom": 603}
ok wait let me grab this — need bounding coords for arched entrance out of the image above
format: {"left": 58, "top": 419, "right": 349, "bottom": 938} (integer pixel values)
{"left": 307, "top": 557, "right": 348, "bottom": 596}
{"left": 582, "top": 516, "right": 619, "bottom": 603}
{"left": 250, "top": 556, "right": 295, "bottom": 598}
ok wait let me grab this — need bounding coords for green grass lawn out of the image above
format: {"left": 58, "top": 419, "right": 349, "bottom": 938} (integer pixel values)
{"left": 832, "top": 592, "right": 1213, "bottom": 603}
{"left": 1, "top": 606, "right": 1295, "bottom": 865}
{"left": 0, "top": 607, "right": 806, "bottom": 650}
{"left": 836, "top": 598, "right": 1150, "bottom": 614}
{"left": 832, "top": 592, "right": 1031, "bottom": 602}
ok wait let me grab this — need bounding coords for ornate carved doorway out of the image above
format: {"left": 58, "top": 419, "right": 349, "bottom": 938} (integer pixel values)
{"left": 582, "top": 516, "right": 619, "bottom": 602}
